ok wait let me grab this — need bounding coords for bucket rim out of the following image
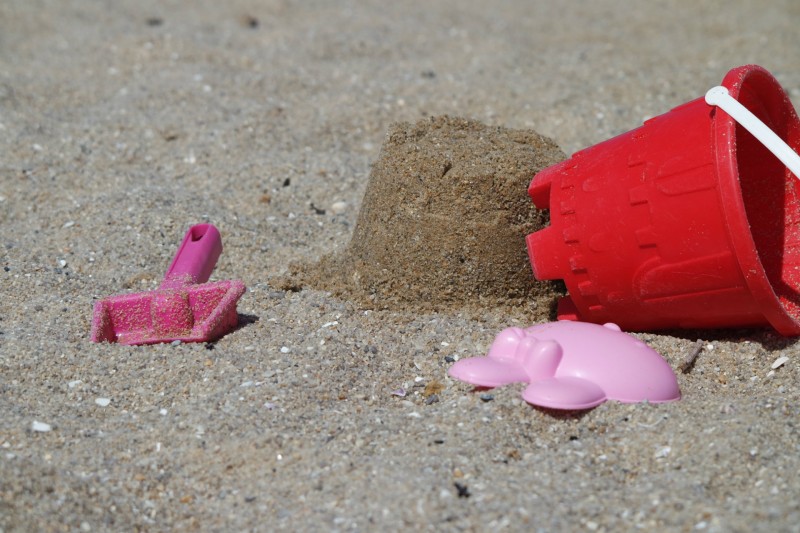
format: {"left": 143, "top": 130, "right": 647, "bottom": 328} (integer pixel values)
{"left": 715, "top": 64, "right": 800, "bottom": 335}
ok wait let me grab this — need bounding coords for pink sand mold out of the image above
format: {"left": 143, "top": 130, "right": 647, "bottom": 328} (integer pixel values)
{"left": 448, "top": 321, "right": 680, "bottom": 410}
{"left": 90, "top": 224, "right": 246, "bottom": 345}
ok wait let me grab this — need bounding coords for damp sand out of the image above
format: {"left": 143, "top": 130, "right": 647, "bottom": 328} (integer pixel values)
{"left": 284, "top": 115, "right": 566, "bottom": 317}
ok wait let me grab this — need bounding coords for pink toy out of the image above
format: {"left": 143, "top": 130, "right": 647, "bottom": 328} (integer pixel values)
{"left": 91, "top": 224, "right": 246, "bottom": 345}
{"left": 448, "top": 321, "right": 680, "bottom": 410}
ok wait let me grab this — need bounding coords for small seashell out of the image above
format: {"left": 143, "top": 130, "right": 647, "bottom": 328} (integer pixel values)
{"left": 771, "top": 356, "right": 789, "bottom": 370}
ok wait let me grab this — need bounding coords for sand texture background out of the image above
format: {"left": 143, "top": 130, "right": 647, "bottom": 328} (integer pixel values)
{"left": 2, "top": 1, "right": 800, "bottom": 531}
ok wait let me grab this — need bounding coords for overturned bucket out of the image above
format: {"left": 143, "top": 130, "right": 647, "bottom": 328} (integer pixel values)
{"left": 527, "top": 65, "right": 800, "bottom": 335}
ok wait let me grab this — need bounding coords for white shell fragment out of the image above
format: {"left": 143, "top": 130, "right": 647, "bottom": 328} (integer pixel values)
{"left": 654, "top": 446, "right": 671, "bottom": 459}
{"left": 330, "top": 201, "right": 348, "bottom": 215}
{"left": 32, "top": 421, "right": 52, "bottom": 432}
{"left": 95, "top": 398, "right": 111, "bottom": 407}
{"left": 771, "top": 356, "right": 790, "bottom": 370}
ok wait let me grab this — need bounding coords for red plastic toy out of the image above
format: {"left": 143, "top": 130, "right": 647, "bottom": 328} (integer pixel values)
{"left": 526, "top": 65, "right": 800, "bottom": 335}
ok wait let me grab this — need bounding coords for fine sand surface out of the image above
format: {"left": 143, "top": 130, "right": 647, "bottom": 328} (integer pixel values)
{"left": 2, "top": 1, "right": 800, "bottom": 531}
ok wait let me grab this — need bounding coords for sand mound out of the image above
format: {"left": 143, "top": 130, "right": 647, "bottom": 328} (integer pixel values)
{"left": 286, "top": 115, "right": 567, "bottom": 315}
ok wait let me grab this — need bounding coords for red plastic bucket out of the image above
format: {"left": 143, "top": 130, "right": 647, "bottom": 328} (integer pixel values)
{"left": 526, "top": 65, "right": 800, "bottom": 335}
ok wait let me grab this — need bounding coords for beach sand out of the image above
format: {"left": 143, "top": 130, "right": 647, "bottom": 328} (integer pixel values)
{"left": 2, "top": 1, "right": 800, "bottom": 531}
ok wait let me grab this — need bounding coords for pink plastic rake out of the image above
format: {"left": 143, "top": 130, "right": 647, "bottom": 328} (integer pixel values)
{"left": 91, "top": 224, "right": 246, "bottom": 345}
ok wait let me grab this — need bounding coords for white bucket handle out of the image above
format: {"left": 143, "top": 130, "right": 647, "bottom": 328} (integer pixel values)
{"left": 705, "top": 85, "right": 800, "bottom": 180}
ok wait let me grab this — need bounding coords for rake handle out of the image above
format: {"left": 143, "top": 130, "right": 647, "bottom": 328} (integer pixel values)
{"left": 160, "top": 224, "right": 223, "bottom": 289}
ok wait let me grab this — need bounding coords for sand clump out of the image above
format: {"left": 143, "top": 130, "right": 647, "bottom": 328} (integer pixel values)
{"left": 292, "top": 115, "right": 567, "bottom": 315}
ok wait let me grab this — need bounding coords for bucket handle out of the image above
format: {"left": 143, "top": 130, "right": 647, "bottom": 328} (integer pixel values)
{"left": 705, "top": 86, "right": 800, "bottom": 180}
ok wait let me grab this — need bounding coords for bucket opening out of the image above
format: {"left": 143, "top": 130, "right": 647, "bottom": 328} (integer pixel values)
{"left": 733, "top": 71, "right": 800, "bottom": 319}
